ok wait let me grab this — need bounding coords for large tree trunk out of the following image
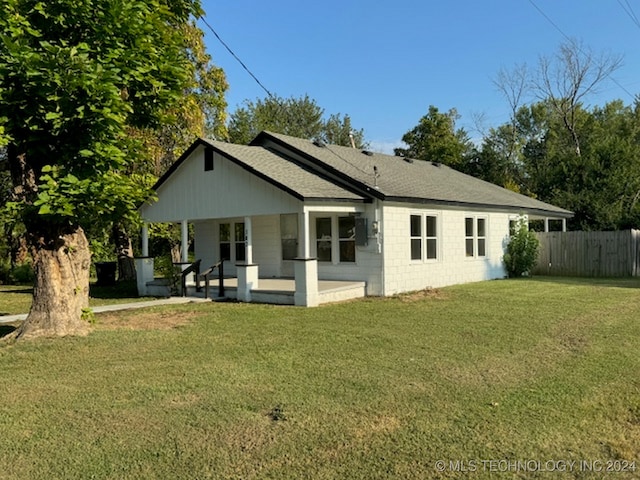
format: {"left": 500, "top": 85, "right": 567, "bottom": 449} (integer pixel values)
{"left": 14, "top": 226, "right": 92, "bottom": 339}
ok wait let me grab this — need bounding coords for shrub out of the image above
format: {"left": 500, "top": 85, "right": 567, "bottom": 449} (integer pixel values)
{"left": 503, "top": 218, "right": 540, "bottom": 277}
{"left": 11, "top": 261, "right": 35, "bottom": 284}
{"left": 0, "top": 259, "right": 10, "bottom": 284}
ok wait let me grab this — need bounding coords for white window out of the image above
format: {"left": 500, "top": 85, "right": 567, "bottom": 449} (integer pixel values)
{"left": 220, "top": 223, "right": 231, "bottom": 261}
{"left": 426, "top": 215, "right": 438, "bottom": 259}
{"left": 410, "top": 214, "right": 438, "bottom": 261}
{"left": 338, "top": 216, "right": 356, "bottom": 263}
{"left": 465, "top": 216, "right": 487, "bottom": 258}
{"left": 410, "top": 215, "right": 422, "bottom": 260}
{"left": 219, "top": 221, "right": 245, "bottom": 262}
{"left": 314, "top": 215, "right": 357, "bottom": 264}
{"left": 280, "top": 214, "right": 298, "bottom": 261}
{"left": 316, "top": 217, "right": 332, "bottom": 262}
{"left": 234, "top": 223, "right": 245, "bottom": 262}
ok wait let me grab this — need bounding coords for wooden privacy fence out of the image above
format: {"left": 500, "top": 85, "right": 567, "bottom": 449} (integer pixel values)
{"left": 533, "top": 230, "right": 640, "bottom": 277}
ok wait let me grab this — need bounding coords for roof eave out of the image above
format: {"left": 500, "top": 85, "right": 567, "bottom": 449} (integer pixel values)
{"left": 384, "top": 196, "right": 574, "bottom": 218}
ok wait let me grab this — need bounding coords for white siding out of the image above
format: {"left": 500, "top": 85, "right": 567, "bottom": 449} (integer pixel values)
{"left": 140, "top": 146, "right": 301, "bottom": 223}
{"left": 193, "top": 215, "right": 290, "bottom": 279}
{"left": 193, "top": 221, "right": 217, "bottom": 270}
{"left": 310, "top": 203, "right": 384, "bottom": 296}
{"left": 252, "top": 215, "right": 281, "bottom": 277}
{"left": 382, "top": 203, "right": 509, "bottom": 294}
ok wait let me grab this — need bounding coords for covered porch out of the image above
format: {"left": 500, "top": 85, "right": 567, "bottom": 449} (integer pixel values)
{"left": 135, "top": 139, "right": 377, "bottom": 306}
{"left": 136, "top": 206, "right": 373, "bottom": 307}
{"left": 184, "top": 276, "right": 367, "bottom": 306}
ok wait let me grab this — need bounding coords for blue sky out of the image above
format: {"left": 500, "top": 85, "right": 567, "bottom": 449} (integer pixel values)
{"left": 198, "top": 0, "right": 640, "bottom": 152}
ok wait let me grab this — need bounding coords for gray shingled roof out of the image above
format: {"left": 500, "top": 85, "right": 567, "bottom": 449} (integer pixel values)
{"left": 203, "top": 139, "right": 365, "bottom": 202}
{"left": 260, "top": 131, "right": 573, "bottom": 218}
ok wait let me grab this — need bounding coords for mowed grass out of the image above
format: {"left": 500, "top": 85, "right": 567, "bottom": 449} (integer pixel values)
{"left": 0, "top": 282, "right": 148, "bottom": 316}
{"left": 1, "top": 277, "right": 639, "bottom": 479}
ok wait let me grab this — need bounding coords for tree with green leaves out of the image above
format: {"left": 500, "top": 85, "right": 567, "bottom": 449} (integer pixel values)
{"left": 394, "top": 105, "right": 474, "bottom": 170}
{"left": 103, "top": 19, "right": 228, "bottom": 282}
{"left": 480, "top": 98, "right": 640, "bottom": 230}
{"left": 0, "top": 0, "right": 208, "bottom": 339}
{"left": 228, "top": 94, "right": 366, "bottom": 148}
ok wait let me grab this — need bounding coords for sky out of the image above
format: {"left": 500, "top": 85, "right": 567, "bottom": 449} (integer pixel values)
{"left": 198, "top": 0, "right": 640, "bottom": 152}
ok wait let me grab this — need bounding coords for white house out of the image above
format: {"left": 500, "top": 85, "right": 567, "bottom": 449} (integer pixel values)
{"left": 137, "top": 131, "right": 572, "bottom": 306}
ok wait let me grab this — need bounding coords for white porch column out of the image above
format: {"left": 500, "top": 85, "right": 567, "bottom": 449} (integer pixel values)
{"left": 562, "top": 218, "right": 567, "bottom": 232}
{"left": 244, "top": 216, "right": 253, "bottom": 264}
{"left": 180, "top": 220, "right": 189, "bottom": 263}
{"left": 237, "top": 264, "right": 259, "bottom": 302}
{"left": 134, "top": 257, "right": 154, "bottom": 296}
{"left": 544, "top": 218, "right": 549, "bottom": 233}
{"left": 294, "top": 258, "right": 319, "bottom": 307}
{"left": 237, "top": 216, "right": 258, "bottom": 302}
{"left": 136, "top": 223, "right": 153, "bottom": 296}
{"left": 141, "top": 223, "right": 149, "bottom": 257}
{"left": 295, "top": 209, "right": 318, "bottom": 307}
{"left": 298, "top": 211, "right": 311, "bottom": 258}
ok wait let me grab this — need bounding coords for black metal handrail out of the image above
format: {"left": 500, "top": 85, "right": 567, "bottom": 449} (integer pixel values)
{"left": 179, "top": 259, "right": 201, "bottom": 297}
{"left": 199, "top": 260, "right": 225, "bottom": 299}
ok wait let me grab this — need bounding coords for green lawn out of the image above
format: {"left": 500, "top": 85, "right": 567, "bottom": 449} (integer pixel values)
{"left": 1, "top": 277, "right": 639, "bottom": 479}
{"left": 0, "top": 281, "right": 148, "bottom": 316}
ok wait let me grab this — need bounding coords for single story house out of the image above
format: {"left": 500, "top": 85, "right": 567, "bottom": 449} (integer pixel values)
{"left": 137, "top": 131, "right": 572, "bottom": 305}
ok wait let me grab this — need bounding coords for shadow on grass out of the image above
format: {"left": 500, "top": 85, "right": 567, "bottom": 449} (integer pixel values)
{"left": 0, "top": 288, "right": 33, "bottom": 295}
{"left": 89, "top": 280, "right": 139, "bottom": 299}
{"left": 531, "top": 276, "right": 640, "bottom": 289}
{"left": 0, "top": 325, "right": 17, "bottom": 338}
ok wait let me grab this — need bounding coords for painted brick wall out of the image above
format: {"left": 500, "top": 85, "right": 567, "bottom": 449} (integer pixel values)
{"left": 382, "top": 204, "right": 509, "bottom": 294}
{"left": 312, "top": 203, "right": 384, "bottom": 295}
{"left": 195, "top": 204, "right": 512, "bottom": 297}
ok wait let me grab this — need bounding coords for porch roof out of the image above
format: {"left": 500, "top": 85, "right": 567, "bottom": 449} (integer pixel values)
{"left": 154, "top": 139, "right": 367, "bottom": 203}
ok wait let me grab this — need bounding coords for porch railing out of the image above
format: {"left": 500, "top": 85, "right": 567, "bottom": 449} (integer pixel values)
{"left": 199, "top": 261, "right": 225, "bottom": 299}
{"left": 179, "top": 259, "right": 201, "bottom": 297}
{"left": 177, "top": 259, "right": 225, "bottom": 298}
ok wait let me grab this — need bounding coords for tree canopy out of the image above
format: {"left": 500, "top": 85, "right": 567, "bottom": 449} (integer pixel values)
{"left": 0, "top": 0, "right": 214, "bottom": 338}
{"left": 394, "top": 105, "right": 474, "bottom": 170}
{"left": 228, "top": 94, "right": 366, "bottom": 148}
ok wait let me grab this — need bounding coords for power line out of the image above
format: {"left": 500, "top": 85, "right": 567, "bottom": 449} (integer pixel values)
{"left": 618, "top": 0, "right": 640, "bottom": 30}
{"left": 526, "top": 0, "right": 635, "bottom": 100}
{"left": 198, "top": 15, "right": 274, "bottom": 98}
{"left": 527, "top": 0, "right": 572, "bottom": 44}
{"left": 324, "top": 144, "right": 377, "bottom": 180}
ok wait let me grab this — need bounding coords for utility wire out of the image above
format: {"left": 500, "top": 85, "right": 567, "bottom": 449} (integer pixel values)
{"left": 323, "top": 144, "right": 377, "bottom": 179}
{"left": 618, "top": 0, "right": 640, "bottom": 30}
{"left": 198, "top": 15, "right": 274, "bottom": 98}
{"left": 527, "top": 0, "right": 635, "bottom": 100}
{"left": 197, "top": 13, "right": 377, "bottom": 184}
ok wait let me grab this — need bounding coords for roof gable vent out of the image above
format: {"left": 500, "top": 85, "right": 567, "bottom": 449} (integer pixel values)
{"left": 313, "top": 139, "right": 326, "bottom": 148}
{"left": 404, "top": 158, "right": 414, "bottom": 164}
{"left": 361, "top": 150, "right": 374, "bottom": 156}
